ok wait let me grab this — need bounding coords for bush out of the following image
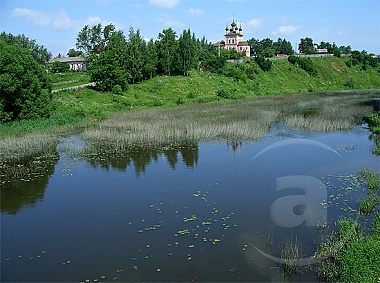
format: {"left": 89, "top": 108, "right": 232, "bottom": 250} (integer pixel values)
{"left": 288, "top": 55, "right": 298, "bottom": 65}
{"left": 112, "top": 85, "right": 123, "bottom": 95}
{"left": 297, "top": 58, "right": 318, "bottom": 76}
{"left": 0, "top": 40, "right": 53, "bottom": 122}
{"left": 255, "top": 55, "right": 272, "bottom": 71}
{"left": 216, "top": 87, "right": 239, "bottom": 99}
{"left": 51, "top": 61, "right": 70, "bottom": 73}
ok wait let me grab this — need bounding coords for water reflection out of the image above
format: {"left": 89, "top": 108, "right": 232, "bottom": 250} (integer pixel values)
{"left": 84, "top": 143, "right": 199, "bottom": 176}
{"left": 1, "top": 151, "right": 59, "bottom": 214}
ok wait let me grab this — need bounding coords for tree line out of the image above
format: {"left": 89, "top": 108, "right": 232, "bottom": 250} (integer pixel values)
{"left": 75, "top": 24, "right": 226, "bottom": 92}
{"left": 1, "top": 24, "right": 378, "bottom": 123}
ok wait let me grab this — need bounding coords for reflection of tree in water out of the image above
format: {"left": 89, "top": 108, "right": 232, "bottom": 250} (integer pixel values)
{"left": 227, "top": 140, "right": 243, "bottom": 153}
{"left": 1, "top": 151, "right": 59, "bottom": 215}
{"left": 85, "top": 143, "right": 199, "bottom": 177}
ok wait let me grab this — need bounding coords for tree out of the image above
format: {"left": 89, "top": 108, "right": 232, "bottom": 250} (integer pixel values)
{"left": 255, "top": 55, "right": 272, "bottom": 71}
{"left": 67, "top": 48, "right": 82, "bottom": 57}
{"left": 318, "top": 41, "right": 341, "bottom": 57}
{"left": 76, "top": 23, "right": 116, "bottom": 58}
{"left": 0, "top": 32, "right": 52, "bottom": 64}
{"left": 156, "top": 28, "right": 180, "bottom": 76}
{"left": 274, "top": 38, "right": 294, "bottom": 55}
{"left": 178, "top": 29, "right": 198, "bottom": 75}
{"left": 339, "top": 45, "right": 352, "bottom": 55}
{"left": 126, "top": 28, "right": 145, "bottom": 83}
{"left": 298, "top": 37, "right": 317, "bottom": 54}
{"left": 247, "top": 38, "right": 261, "bottom": 57}
{"left": 88, "top": 31, "right": 129, "bottom": 92}
{"left": 0, "top": 40, "right": 53, "bottom": 122}
{"left": 143, "top": 39, "right": 158, "bottom": 79}
{"left": 51, "top": 61, "right": 69, "bottom": 73}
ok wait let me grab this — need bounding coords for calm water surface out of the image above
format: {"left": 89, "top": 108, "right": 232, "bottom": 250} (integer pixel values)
{"left": 1, "top": 124, "right": 379, "bottom": 282}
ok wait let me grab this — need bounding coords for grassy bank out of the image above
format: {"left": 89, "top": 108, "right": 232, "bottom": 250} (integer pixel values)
{"left": 1, "top": 56, "right": 380, "bottom": 140}
{"left": 49, "top": 72, "right": 90, "bottom": 91}
{"left": 363, "top": 112, "right": 380, "bottom": 155}
{"left": 315, "top": 170, "right": 380, "bottom": 282}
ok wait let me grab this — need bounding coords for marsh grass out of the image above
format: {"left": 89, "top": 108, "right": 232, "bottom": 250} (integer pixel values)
{"left": 316, "top": 171, "right": 380, "bottom": 282}
{"left": 82, "top": 98, "right": 282, "bottom": 151}
{"left": 0, "top": 135, "right": 59, "bottom": 183}
{"left": 83, "top": 93, "right": 374, "bottom": 153}
{"left": 284, "top": 94, "right": 373, "bottom": 131}
{"left": 279, "top": 235, "right": 303, "bottom": 274}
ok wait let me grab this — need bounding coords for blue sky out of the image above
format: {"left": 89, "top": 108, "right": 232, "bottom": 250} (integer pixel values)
{"left": 1, "top": 0, "right": 379, "bottom": 57}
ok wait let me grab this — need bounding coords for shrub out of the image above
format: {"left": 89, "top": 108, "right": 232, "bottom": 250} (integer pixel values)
{"left": 216, "top": 87, "right": 239, "bottom": 99}
{"left": 297, "top": 58, "right": 318, "bottom": 76}
{"left": 344, "top": 77, "right": 355, "bottom": 89}
{"left": 358, "top": 195, "right": 379, "bottom": 215}
{"left": 112, "top": 85, "right": 123, "bottom": 95}
{"left": 0, "top": 40, "right": 53, "bottom": 122}
{"left": 288, "top": 55, "right": 298, "bottom": 65}
{"left": 51, "top": 61, "right": 70, "bottom": 73}
{"left": 254, "top": 55, "right": 272, "bottom": 71}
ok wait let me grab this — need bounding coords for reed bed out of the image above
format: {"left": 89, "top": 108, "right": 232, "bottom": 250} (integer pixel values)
{"left": 0, "top": 134, "right": 59, "bottom": 182}
{"left": 0, "top": 134, "right": 58, "bottom": 163}
{"left": 83, "top": 101, "right": 282, "bottom": 151}
{"left": 83, "top": 93, "right": 374, "bottom": 152}
{"left": 280, "top": 235, "right": 303, "bottom": 274}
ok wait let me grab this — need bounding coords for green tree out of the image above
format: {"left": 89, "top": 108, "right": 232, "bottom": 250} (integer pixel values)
{"left": 67, "top": 48, "right": 82, "bottom": 57}
{"left": 247, "top": 38, "right": 261, "bottom": 56}
{"left": 298, "top": 37, "right": 317, "bottom": 54}
{"left": 76, "top": 23, "right": 116, "bottom": 58}
{"left": 88, "top": 31, "right": 129, "bottom": 92}
{"left": 125, "top": 27, "right": 145, "bottom": 83}
{"left": 143, "top": 39, "right": 158, "bottom": 79}
{"left": 339, "top": 45, "right": 352, "bottom": 54}
{"left": 0, "top": 40, "right": 53, "bottom": 122}
{"left": 255, "top": 55, "right": 272, "bottom": 71}
{"left": 178, "top": 29, "right": 198, "bottom": 75}
{"left": 156, "top": 28, "right": 180, "bottom": 76}
{"left": 0, "top": 32, "right": 52, "bottom": 64}
{"left": 51, "top": 61, "right": 69, "bottom": 73}
{"left": 274, "top": 38, "right": 294, "bottom": 55}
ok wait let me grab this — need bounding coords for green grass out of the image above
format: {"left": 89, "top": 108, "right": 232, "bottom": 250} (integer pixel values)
{"left": 49, "top": 72, "right": 90, "bottom": 90}
{"left": 1, "top": 56, "right": 380, "bottom": 141}
{"left": 316, "top": 170, "right": 380, "bottom": 282}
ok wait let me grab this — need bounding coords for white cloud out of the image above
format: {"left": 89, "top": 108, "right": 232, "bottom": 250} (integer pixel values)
{"left": 12, "top": 8, "right": 122, "bottom": 31}
{"left": 149, "top": 0, "right": 179, "bottom": 9}
{"left": 158, "top": 13, "right": 185, "bottom": 28}
{"left": 246, "top": 18, "right": 263, "bottom": 29}
{"left": 272, "top": 25, "right": 301, "bottom": 35}
{"left": 12, "top": 8, "right": 51, "bottom": 26}
{"left": 188, "top": 8, "right": 204, "bottom": 16}
{"left": 53, "top": 9, "right": 78, "bottom": 30}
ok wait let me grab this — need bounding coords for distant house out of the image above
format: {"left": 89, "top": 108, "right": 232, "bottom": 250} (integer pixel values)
{"left": 48, "top": 56, "right": 86, "bottom": 72}
{"left": 220, "top": 17, "right": 250, "bottom": 57}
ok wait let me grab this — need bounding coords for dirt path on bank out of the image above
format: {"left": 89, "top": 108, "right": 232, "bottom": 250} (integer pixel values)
{"left": 52, "top": 82, "right": 96, "bottom": 93}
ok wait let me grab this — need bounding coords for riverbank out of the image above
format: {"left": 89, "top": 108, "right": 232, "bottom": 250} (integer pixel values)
{"left": 0, "top": 56, "right": 379, "bottom": 140}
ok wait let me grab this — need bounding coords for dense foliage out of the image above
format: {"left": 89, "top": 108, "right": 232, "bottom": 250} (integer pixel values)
{"left": 51, "top": 61, "right": 70, "bottom": 73}
{"left": 247, "top": 37, "right": 294, "bottom": 57}
{"left": 0, "top": 40, "right": 53, "bottom": 122}
{"left": 77, "top": 24, "right": 238, "bottom": 91}
{"left": 288, "top": 55, "right": 318, "bottom": 76}
{"left": 0, "top": 32, "right": 52, "bottom": 64}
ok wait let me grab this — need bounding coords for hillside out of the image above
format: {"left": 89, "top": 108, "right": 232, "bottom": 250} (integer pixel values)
{"left": 126, "top": 56, "right": 380, "bottom": 106}
{"left": 1, "top": 56, "right": 379, "bottom": 139}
